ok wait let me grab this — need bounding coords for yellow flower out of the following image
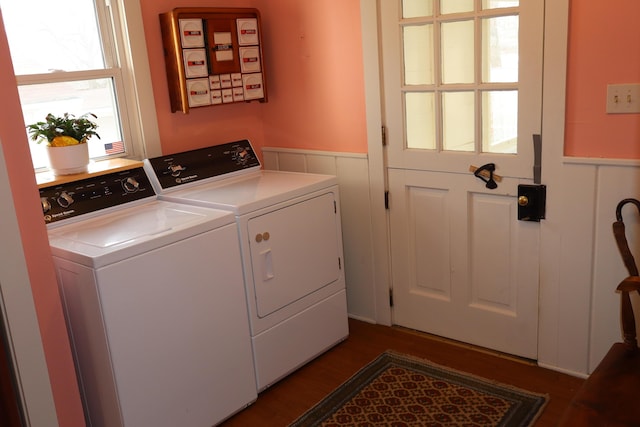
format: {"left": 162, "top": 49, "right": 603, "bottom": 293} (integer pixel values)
{"left": 50, "top": 135, "right": 80, "bottom": 147}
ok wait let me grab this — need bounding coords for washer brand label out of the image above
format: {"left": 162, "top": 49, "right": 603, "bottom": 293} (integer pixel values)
{"left": 46, "top": 210, "right": 76, "bottom": 222}
{"left": 176, "top": 175, "right": 198, "bottom": 184}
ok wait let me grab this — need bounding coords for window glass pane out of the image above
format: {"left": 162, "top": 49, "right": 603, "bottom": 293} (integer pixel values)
{"left": 441, "top": 20, "right": 474, "bottom": 84}
{"left": 482, "top": 90, "right": 517, "bottom": 154}
{"left": 440, "top": 0, "right": 474, "bottom": 14}
{"left": 442, "top": 91, "right": 474, "bottom": 152}
{"left": 405, "top": 92, "right": 436, "bottom": 150}
{"left": 482, "top": 16, "right": 518, "bottom": 83}
{"left": 403, "top": 25, "right": 434, "bottom": 85}
{"left": 0, "top": 0, "right": 104, "bottom": 75}
{"left": 19, "top": 79, "right": 124, "bottom": 169}
{"left": 403, "top": 0, "right": 433, "bottom": 18}
{"left": 482, "top": 0, "right": 519, "bottom": 9}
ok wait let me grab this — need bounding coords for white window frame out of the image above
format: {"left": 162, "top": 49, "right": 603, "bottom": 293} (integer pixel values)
{"left": 9, "top": 0, "right": 161, "bottom": 166}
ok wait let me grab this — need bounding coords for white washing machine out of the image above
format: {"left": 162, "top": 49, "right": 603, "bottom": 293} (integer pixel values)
{"left": 41, "top": 166, "right": 257, "bottom": 427}
{"left": 144, "top": 140, "right": 349, "bottom": 391}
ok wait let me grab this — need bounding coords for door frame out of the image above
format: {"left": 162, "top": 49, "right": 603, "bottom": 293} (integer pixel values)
{"left": 359, "top": 0, "right": 571, "bottom": 353}
{"left": 0, "top": 139, "right": 59, "bottom": 426}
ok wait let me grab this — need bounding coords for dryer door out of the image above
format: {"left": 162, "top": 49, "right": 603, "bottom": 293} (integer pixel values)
{"left": 248, "top": 191, "right": 341, "bottom": 317}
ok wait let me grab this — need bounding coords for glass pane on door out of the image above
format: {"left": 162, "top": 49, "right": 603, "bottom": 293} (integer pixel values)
{"left": 441, "top": 0, "right": 474, "bottom": 14}
{"left": 442, "top": 91, "right": 474, "bottom": 152}
{"left": 482, "top": 16, "right": 519, "bottom": 83}
{"left": 441, "top": 20, "right": 474, "bottom": 84}
{"left": 404, "top": 25, "right": 434, "bottom": 85}
{"left": 405, "top": 92, "right": 436, "bottom": 149}
{"left": 403, "top": 0, "right": 433, "bottom": 18}
{"left": 482, "top": 91, "right": 517, "bottom": 153}
{"left": 482, "top": 0, "right": 519, "bottom": 9}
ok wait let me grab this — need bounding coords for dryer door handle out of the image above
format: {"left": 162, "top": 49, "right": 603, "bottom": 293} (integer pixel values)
{"left": 260, "top": 249, "right": 275, "bottom": 281}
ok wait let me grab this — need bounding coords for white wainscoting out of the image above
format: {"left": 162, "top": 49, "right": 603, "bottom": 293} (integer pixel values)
{"left": 542, "top": 159, "right": 640, "bottom": 375}
{"left": 262, "top": 147, "right": 377, "bottom": 323}
{"left": 572, "top": 160, "right": 640, "bottom": 373}
{"left": 262, "top": 148, "right": 640, "bottom": 375}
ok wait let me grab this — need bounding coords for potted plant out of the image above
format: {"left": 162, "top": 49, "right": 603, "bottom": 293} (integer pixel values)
{"left": 27, "top": 113, "right": 100, "bottom": 175}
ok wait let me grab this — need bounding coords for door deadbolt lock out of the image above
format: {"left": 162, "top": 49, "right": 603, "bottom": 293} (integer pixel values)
{"left": 517, "top": 184, "right": 546, "bottom": 222}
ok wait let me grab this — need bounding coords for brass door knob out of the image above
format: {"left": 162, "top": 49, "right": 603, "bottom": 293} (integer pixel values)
{"left": 518, "top": 195, "right": 529, "bottom": 207}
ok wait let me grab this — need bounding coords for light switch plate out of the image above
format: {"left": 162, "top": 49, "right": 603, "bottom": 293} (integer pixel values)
{"left": 606, "top": 83, "right": 640, "bottom": 114}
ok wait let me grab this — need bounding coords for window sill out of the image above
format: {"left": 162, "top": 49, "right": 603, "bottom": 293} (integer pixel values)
{"left": 36, "top": 158, "right": 144, "bottom": 189}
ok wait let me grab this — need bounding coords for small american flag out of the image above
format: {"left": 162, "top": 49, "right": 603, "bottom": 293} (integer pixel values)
{"left": 104, "top": 141, "right": 125, "bottom": 155}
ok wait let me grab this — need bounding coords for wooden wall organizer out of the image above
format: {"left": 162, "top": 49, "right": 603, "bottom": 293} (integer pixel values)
{"left": 160, "top": 7, "right": 267, "bottom": 114}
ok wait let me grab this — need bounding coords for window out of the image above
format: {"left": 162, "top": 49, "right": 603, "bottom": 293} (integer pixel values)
{"left": 0, "top": 0, "right": 160, "bottom": 170}
{"left": 401, "top": 0, "right": 520, "bottom": 154}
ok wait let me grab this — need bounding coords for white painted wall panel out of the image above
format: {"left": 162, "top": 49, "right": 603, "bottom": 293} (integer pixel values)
{"left": 591, "top": 165, "right": 640, "bottom": 372}
{"left": 277, "top": 152, "right": 307, "bottom": 172}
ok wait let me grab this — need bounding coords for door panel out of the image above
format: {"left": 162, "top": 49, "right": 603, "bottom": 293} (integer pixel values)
{"left": 248, "top": 192, "right": 340, "bottom": 317}
{"left": 389, "top": 168, "right": 539, "bottom": 358}
{"left": 381, "top": 0, "right": 544, "bottom": 358}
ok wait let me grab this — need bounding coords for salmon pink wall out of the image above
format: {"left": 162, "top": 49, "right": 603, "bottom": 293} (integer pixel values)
{"left": 0, "top": 11, "right": 84, "bottom": 426}
{"left": 139, "top": 0, "right": 368, "bottom": 156}
{"left": 565, "top": 0, "right": 640, "bottom": 158}
{"left": 255, "top": 0, "right": 368, "bottom": 153}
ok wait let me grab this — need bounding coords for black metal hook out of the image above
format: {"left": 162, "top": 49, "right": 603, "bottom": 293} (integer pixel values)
{"left": 474, "top": 163, "right": 498, "bottom": 189}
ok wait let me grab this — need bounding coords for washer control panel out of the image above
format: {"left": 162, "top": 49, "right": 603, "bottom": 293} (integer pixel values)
{"left": 40, "top": 167, "right": 156, "bottom": 224}
{"left": 145, "top": 139, "right": 260, "bottom": 190}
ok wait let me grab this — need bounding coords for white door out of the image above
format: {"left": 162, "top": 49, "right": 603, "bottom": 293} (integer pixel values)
{"left": 380, "top": 0, "right": 544, "bottom": 359}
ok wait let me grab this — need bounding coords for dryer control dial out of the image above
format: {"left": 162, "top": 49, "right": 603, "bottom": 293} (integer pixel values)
{"left": 169, "top": 164, "right": 186, "bottom": 177}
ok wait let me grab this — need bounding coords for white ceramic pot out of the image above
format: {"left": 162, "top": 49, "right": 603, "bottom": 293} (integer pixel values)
{"left": 46, "top": 143, "right": 90, "bottom": 175}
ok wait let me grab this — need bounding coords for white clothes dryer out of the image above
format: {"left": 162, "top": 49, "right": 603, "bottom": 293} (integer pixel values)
{"left": 144, "top": 141, "right": 349, "bottom": 391}
{"left": 41, "top": 166, "right": 256, "bottom": 427}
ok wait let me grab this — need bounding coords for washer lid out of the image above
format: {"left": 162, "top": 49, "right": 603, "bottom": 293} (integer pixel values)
{"left": 48, "top": 200, "right": 235, "bottom": 268}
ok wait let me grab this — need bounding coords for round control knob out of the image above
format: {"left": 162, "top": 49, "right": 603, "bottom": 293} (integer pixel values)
{"left": 518, "top": 195, "right": 529, "bottom": 207}
{"left": 169, "top": 164, "right": 185, "bottom": 177}
{"left": 57, "top": 192, "right": 74, "bottom": 208}
{"left": 122, "top": 177, "right": 140, "bottom": 193}
{"left": 41, "top": 197, "right": 51, "bottom": 213}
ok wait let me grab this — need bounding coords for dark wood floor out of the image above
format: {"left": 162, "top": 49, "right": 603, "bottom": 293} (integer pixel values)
{"left": 221, "top": 318, "right": 585, "bottom": 426}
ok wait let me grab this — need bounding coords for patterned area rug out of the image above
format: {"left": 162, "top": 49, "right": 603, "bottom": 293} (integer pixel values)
{"left": 289, "top": 351, "right": 548, "bottom": 427}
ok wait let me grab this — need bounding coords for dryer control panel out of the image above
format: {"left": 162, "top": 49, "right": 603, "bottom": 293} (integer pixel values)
{"left": 145, "top": 139, "right": 260, "bottom": 191}
{"left": 40, "top": 167, "right": 156, "bottom": 224}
